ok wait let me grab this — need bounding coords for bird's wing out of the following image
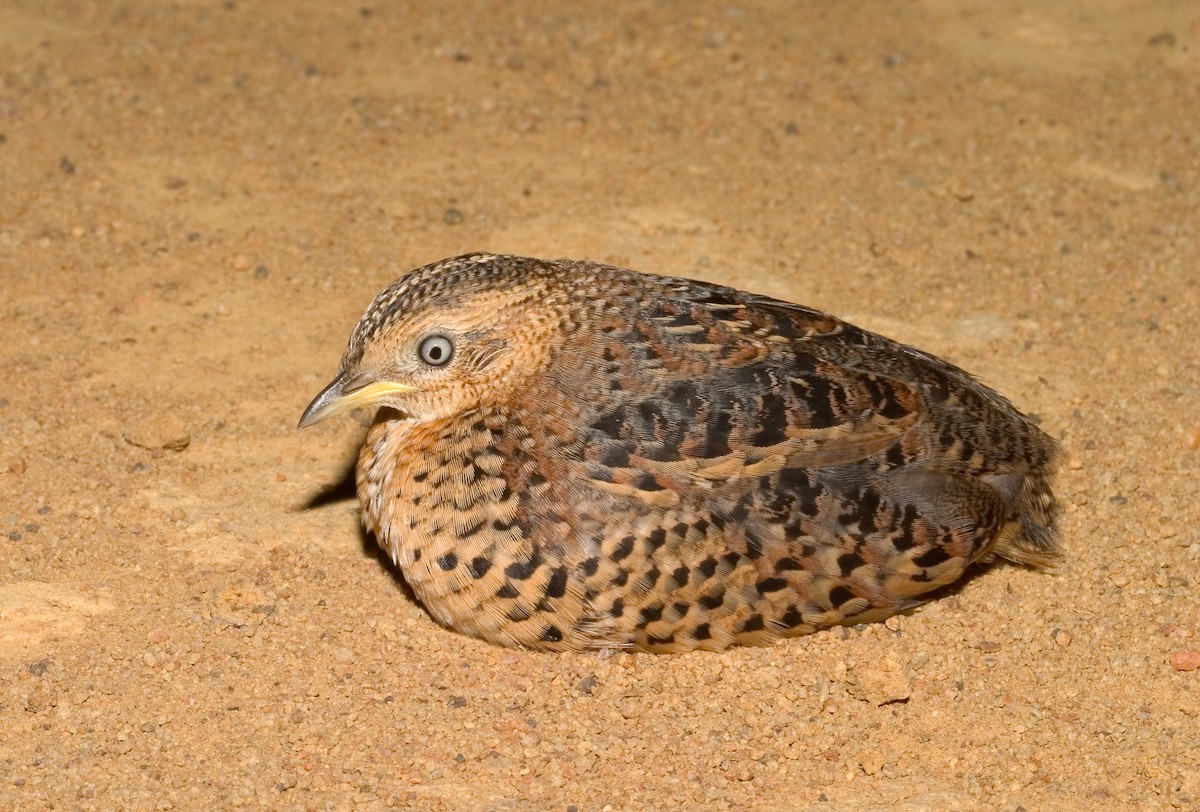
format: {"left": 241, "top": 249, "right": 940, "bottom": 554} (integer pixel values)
{"left": 573, "top": 282, "right": 933, "bottom": 500}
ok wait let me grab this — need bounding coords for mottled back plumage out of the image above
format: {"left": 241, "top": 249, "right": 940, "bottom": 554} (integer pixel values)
{"left": 301, "top": 253, "right": 1061, "bottom": 652}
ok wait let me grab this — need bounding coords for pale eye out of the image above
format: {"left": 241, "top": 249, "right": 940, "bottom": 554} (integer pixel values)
{"left": 418, "top": 334, "right": 454, "bottom": 367}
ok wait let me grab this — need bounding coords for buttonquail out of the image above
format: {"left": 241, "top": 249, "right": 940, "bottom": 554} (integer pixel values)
{"left": 301, "top": 254, "right": 1061, "bottom": 653}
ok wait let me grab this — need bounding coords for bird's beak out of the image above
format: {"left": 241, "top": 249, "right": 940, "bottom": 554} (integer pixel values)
{"left": 298, "top": 374, "right": 418, "bottom": 429}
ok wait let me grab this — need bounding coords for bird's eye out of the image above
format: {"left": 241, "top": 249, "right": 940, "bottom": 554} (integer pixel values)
{"left": 418, "top": 335, "right": 454, "bottom": 367}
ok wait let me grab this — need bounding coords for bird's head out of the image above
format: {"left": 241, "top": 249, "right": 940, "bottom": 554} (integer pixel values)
{"left": 299, "top": 253, "right": 578, "bottom": 428}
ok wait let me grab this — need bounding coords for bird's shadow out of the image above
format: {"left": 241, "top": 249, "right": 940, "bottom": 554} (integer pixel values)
{"left": 298, "top": 455, "right": 419, "bottom": 605}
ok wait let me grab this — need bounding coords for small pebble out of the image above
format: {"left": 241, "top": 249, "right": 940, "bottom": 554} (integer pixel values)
{"left": 576, "top": 674, "right": 598, "bottom": 695}
{"left": 232, "top": 254, "right": 253, "bottom": 271}
{"left": 124, "top": 414, "right": 191, "bottom": 452}
{"left": 1053, "top": 629, "right": 1072, "bottom": 647}
{"left": 1183, "top": 427, "right": 1200, "bottom": 451}
{"left": 845, "top": 655, "right": 911, "bottom": 705}
{"left": 1169, "top": 650, "right": 1200, "bottom": 672}
{"left": 443, "top": 207, "right": 464, "bottom": 225}
{"left": 860, "top": 750, "right": 884, "bottom": 776}
{"left": 7, "top": 458, "right": 25, "bottom": 474}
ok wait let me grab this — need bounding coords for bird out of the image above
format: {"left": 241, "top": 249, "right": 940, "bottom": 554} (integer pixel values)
{"left": 299, "top": 253, "right": 1061, "bottom": 653}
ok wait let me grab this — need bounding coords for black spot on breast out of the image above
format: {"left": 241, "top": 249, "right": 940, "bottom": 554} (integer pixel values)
{"left": 692, "top": 623, "right": 712, "bottom": 641}
{"left": 756, "top": 577, "right": 788, "bottom": 594}
{"left": 828, "top": 585, "right": 854, "bottom": 608}
{"left": 671, "top": 566, "right": 689, "bottom": 587}
{"left": 611, "top": 569, "right": 629, "bottom": 588}
{"left": 468, "top": 557, "right": 492, "bottom": 579}
{"left": 413, "top": 549, "right": 422, "bottom": 562}
{"left": 639, "top": 605, "right": 664, "bottom": 624}
{"left": 836, "top": 552, "right": 864, "bottom": 575}
{"left": 413, "top": 470, "right": 428, "bottom": 483}
{"left": 540, "top": 625, "right": 563, "bottom": 643}
{"left": 581, "top": 556, "right": 600, "bottom": 576}
{"left": 698, "top": 589, "right": 725, "bottom": 610}
{"left": 646, "top": 527, "right": 667, "bottom": 551}
{"left": 457, "top": 518, "right": 486, "bottom": 539}
{"left": 672, "top": 601, "right": 690, "bottom": 617}
{"left": 780, "top": 606, "right": 804, "bottom": 627}
{"left": 914, "top": 546, "right": 952, "bottom": 568}
{"left": 740, "top": 614, "right": 765, "bottom": 633}
{"left": 638, "top": 567, "right": 661, "bottom": 590}
{"left": 545, "top": 567, "right": 569, "bottom": 599}
{"left": 496, "top": 582, "right": 520, "bottom": 600}
{"left": 506, "top": 604, "right": 532, "bottom": 622}
{"left": 776, "top": 557, "right": 803, "bottom": 571}
{"left": 612, "top": 535, "right": 635, "bottom": 562}
{"left": 610, "top": 598, "right": 625, "bottom": 618}
{"left": 505, "top": 551, "right": 542, "bottom": 581}
{"left": 648, "top": 634, "right": 675, "bottom": 647}
{"left": 697, "top": 557, "right": 718, "bottom": 579}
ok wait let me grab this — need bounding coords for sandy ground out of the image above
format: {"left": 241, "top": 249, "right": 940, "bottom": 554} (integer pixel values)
{"left": 1, "top": 1, "right": 1198, "bottom": 809}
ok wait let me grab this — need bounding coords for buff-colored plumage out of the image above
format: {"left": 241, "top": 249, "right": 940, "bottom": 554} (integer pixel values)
{"left": 300, "top": 253, "right": 1061, "bottom": 653}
